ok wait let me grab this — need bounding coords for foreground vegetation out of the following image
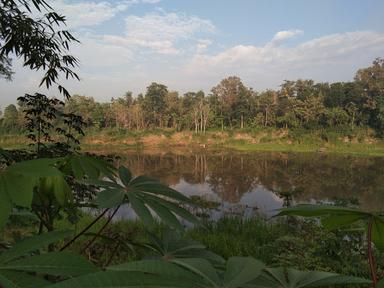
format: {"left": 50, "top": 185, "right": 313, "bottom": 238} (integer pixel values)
{"left": 1, "top": 0, "right": 384, "bottom": 287}
{"left": 3, "top": 213, "right": 382, "bottom": 280}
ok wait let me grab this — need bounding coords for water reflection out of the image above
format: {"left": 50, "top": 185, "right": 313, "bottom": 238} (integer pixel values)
{"left": 112, "top": 150, "right": 384, "bottom": 219}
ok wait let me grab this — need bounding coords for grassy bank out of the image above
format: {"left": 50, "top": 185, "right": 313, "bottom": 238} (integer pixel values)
{"left": 2, "top": 127, "right": 384, "bottom": 157}
{"left": 82, "top": 127, "right": 384, "bottom": 157}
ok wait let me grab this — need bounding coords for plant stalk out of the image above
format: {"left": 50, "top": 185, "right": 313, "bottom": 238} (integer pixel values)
{"left": 368, "top": 219, "right": 378, "bottom": 287}
{"left": 81, "top": 205, "right": 120, "bottom": 253}
{"left": 60, "top": 208, "right": 109, "bottom": 251}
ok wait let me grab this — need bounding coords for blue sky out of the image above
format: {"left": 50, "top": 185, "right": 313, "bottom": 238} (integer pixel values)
{"left": 1, "top": 0, "right": 384, "bottom": 105}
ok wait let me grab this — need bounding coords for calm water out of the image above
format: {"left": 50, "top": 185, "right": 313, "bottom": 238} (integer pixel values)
{"left": 107, "top": 150, "right": 384, "bottom": 220}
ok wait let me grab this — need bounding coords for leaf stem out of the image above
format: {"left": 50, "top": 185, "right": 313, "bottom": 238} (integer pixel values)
{"left": 60, "top": 208, "right": 109, "bottom": 251}
{"left": 368, "top": 219, "right": 377, "bottom": 287}
{"left": 81, "top": 205, "right": 120, "bottom": 253}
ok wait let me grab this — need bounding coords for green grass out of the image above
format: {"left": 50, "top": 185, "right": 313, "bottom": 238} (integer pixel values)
{"left": 229, "top": 142, "right": 384, "bottom": 157}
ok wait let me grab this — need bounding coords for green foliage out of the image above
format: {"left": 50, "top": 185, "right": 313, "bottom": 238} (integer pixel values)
{"left": 143, "top": 230, "right": 224, "bottom": 263}
{"left": 0, "top": 230, "right": 98, "bottom": 287}
{"left": 277, "top": 204, "right": 384, "bottom": 251}
{"left": 252, "top": 267, "right": 370, "bottom": 288}
{"left": 0, "top": 0, "right": 79, "bottom": 97}
{"left": 92, "top": 166, "right": 199, "bottom": 230}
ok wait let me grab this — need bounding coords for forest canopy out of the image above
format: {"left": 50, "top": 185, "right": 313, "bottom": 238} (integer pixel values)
{"left": 1, "top": 58, "right": 384, "bottom": 135}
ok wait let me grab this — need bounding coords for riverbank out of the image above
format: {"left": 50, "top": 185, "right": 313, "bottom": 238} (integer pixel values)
{"left": 2, "top": 128, "right": 384, "bottom": 157}
{"left": 82, "top": 128, "right": 384, "bottom": 157}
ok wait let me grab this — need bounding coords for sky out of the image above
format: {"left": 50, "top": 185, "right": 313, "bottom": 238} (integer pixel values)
{"left": 1, "top": 0, "right": 384, "bottom": 106}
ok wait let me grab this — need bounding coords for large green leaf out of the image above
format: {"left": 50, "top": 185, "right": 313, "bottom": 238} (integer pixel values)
{"left": 277, "top": 205, "right": 369, "bottom": 219}
{"left": 45, "top": 271, "right": 199, "bottom": 288}
{"left": 108, "top": 259, "right": 199, "bottom": 282}
{"left": 1, "top": 173, "right": 36, "bottom": 208}
{"left": 118, "top": 166, "right": 132, "bottom": 187}
{"left": 250, "top": 267, "right": 371, "bottom": 288}
{"left": 0, "top": 230, "right": 73, "bottom": 264}
{"left": 321, "top": 214, "right": 364, "bottom": 230}
{"left": 126, "top": 192, "right": 155, "bottom": 227}
{"left": 0, "top": 158, "right": 70, "bottom": 230}
{"left": 0, "top": 186, "right": 12, "bottom": 230}
{"left": 171, "top": 258, "right": 220, "bottom": 287}
{"left": 3, "top": 251, "right": 98, "bottom": 277}
{"left": 0, "top": 270, "right": 50, "bottom": 288}
{"left": 377, "top": 278, "right": 384, "bottom": 288}
{"left": 223, "top": 257, "right": 264, "bottom": 288}
{"left": 91, "top": 166, "right": 199, "bottom": 230}
{"left": 144, "top": 198, "right": 183, "bottom": 230}
{"left": 39, "top": 176, "right": 72, "bottom": 206}
{"left": 0, "top": 273, "right": 18, "bottom": 288}
{"left": 278, "top": 204, "right": 384, "bottom": 251}
{"left": 372, "top": 216, "right": 384, "bottom": 251}
{"left": 144, "top": 230, "right": 224, "bottom": 264}
{"left": 64, "top": 154, "right": 115, "bottom": 180}
{"left": 96, "top": 189, "right": 125, "bottom": 208}
{"left": 7, "top": 159, "right": 62, "bottom": 178}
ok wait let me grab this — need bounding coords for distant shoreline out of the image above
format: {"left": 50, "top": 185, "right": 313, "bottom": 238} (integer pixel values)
{"left": 2, "top": 128, "right": 384, "bottom": 157}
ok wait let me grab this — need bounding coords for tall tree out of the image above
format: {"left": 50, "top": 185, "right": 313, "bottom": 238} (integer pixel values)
{"left": 1, "top": 104, "right": 18, "bottom": 131}
{"left": 355, "top": 58, "right": 384, "bottom": 134}
{"left": 211, "top": 76, "right": 250, "bottom": 129}
{"left": 143, "top": 83, "right": 168, "bottom": 127}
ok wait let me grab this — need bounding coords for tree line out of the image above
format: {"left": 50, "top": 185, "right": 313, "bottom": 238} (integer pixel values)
{"left": 1, "top": 58, "right": 384, "bottom": 135}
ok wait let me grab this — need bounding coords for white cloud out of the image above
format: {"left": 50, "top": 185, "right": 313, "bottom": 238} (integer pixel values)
{"left": 103, "top": 11, "right": 216, "bottom": 54}
{"left": 187, "top": 31, "right": 384, "bottom": 74}
{"left": 52, "top": 0, "right": 128, "bottom": 28}
{"left": 271, "top": 29, "right": 303, "bottom": 43}
{"left": 196, "top": 39, "right": 213, "bottom": 54}
{"left": 52, "top": 0, "right": 162, "bottom": 28}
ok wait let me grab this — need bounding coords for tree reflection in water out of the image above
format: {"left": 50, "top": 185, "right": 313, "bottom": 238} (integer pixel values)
{"left": 112, "top": 150, "right": 384, "bottom": 219}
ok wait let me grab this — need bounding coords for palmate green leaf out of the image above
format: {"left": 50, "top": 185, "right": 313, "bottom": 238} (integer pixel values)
{"left": 1, "top": 173, "right": 36, "bottom": 208}
{"left": 0, "top": 158, "right": 69, "bottom": 230}
{"left": 144, "top": 230, "right": 225, "bottom": 264}
{"left": 0, "top": 273, "right": 18, "bottom": 288}
{"left": 144, "top": 198, "right": 183, "bottom": 230}
{"left": 321, "top": 214, "right": 364, "bottom": 230}
{"left": 278, "top": 205, "right": 384, "bottom": 251}
{"left": 96, "top": 189, "right": 125, "bottom": 208}
{"left": 39, "top": 176, "right": 72, "bottom": 206}
{"left": 129, "top": 176, "right": 193, "bottom": 204}
{"left": 249, "top": 267, "right": 371, "bottom": 288}
{"left": 127, "top": 193, "right": 155, "bottom": 227}
{"left": 277, "top": 204, "right": 369, "bottom": 218}
{"left": 0, "top": 186, "right": 12, "bottom": 230}
{"left": 64, "top": 154, "right": 116, "bottom": 180}
{"left": 7, "top": 159, "right": 62, "bottom": 178}
{"left": 372, "top": 216, "right": 384, "bottom": 251}
{"left": 0, "top": 230, "right": 73, "bottom": 264}
{"left": 3, "top": 251, "right": 98, "bottom": 277}
{"left": 92, "top": 166, "right": 199, "bottom": 229}
{"left": 171, "top": 258, "right": 220, "bottom": 287}
{"left": 224, "top": 257, "right": 265, "bottom": 288}
{"left": 45, "top": 271, "right": 198, "bottom": 288}
{"left": 377, "top": 278, "right": 384, "bottom": 288}
{"left": 138, "top": 193, "right": 200, "bottom": 226}
{"left": 118, "top": 166, "right": 132, "bottom": 187}
{"left": 108, "top": 259, "right": 200, "bottom": 282}
{"left": 0, "top": 270, "right": 50, "bottom": 288}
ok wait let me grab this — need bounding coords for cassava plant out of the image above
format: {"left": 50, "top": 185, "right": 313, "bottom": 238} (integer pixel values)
{"left": 277, "top": 204, "right": 384, "bottom": 287}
